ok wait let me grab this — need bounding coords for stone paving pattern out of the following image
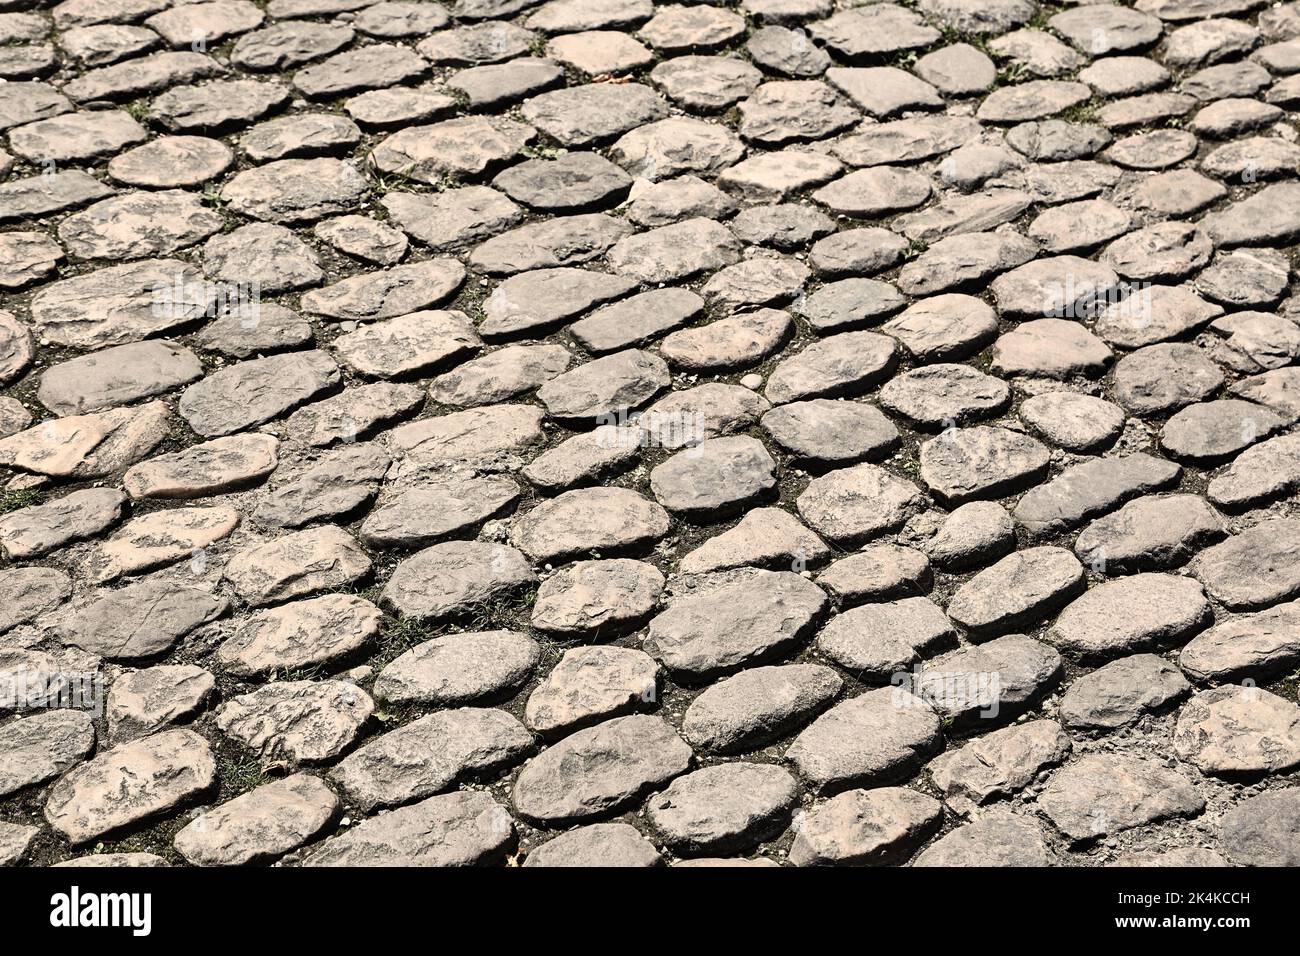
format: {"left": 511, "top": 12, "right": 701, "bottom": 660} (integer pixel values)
{"left": 0, "top": 0, "right": 1299, "bottom": 868}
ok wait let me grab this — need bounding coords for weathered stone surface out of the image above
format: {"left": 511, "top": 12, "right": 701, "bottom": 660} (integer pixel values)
{"left": 644, "top": 569, "right": 826, "bottom": 681}
{"left": 300, "top": 791, "right": 515, "bottom": 866}
{"left": 333, "top": 310, "right": 479, "bottom": 379}
{"left": 512, "top": 487, "right": 668, "bottom": 563}
{"left": 331, "top": 707, "right": 533, "bottom": 810}
{"left": 647, "top": 763, "right": 797, "bottom": 855}
{"left": 786, "top": 687, "right": 941, "bottom": 794}
{"left": 915, "top": 810, "right": 1052, "bottom": 866}
{"left": 221, "top": 158, "right": 367, "bottom": 224}
{"left": 1061, "top": 654, "right": 1191, "bottom": 730}
{"left": 524, "top": 823, "right": 661, "bottom": 868}
{"left": 761, "top": 399, "right": 899, "bottom": 465}
{"left": 253, "top": 443, "right": 388, "bottom": 529}
{"left": 0, "top": 710, "right": 96, "bottom": 798}
{"left": 1193, "top": 518, "right": 1300, "bottom": 610}
{"left": 881, "top": 294, "right": 999, "bottom": 362}
{"left": 791, "top": 785, "right": 943, "bottom": 867}
{"left": 217, "top": 594, "right": 381, "bottom": 677}
{"left": 948, "top": 547, "right": 1085, "bottom": 637}
{"left": 1013, "top": 454, "right": 1182, "bottom": 539}
{"left": 179, "top": 352, "right": 340, "bottom": 437}
{"left": 649, "top": 436, "right": 776, "bottom": 518}
{"left": 816, "top": 545, "right": 931, "bottom": 606}
{"left": 1218, "top": 789, "right": 1300, "bottom": 866}
{"left": 916, "top": 634, "right": 1061, "bottom": 726}
{"left": 525, "top": 645, "right": 659, "bottom": 737}
{"left": 608, "top": 217, "right": 742, "bottom": 284}
{"left": 531, "top": 559, "right": 663, "bottom": 636}
{"left": 537, "top": 350, "right": 668, "bottom": 422}
{"left": 124, "top": 434, "right": 279, "bottom": 500}
{"left": 1038, "top": 754, "right": 1204, "bottom": 841}
{"left": 39, "top": 340, "right": 201, "bottom": 417}
{"left": 59, "top": 578, "right": 227, "bottom": 661}
{"left": 216, "top": 680, "right": 373, "bottom": 764}
{"left": 0, "top": 488, "right": 125, "bottom": 560}
{"left": 1075, "top": 494, "right": 1226, "bottom": 574}
{"left": 1180, "top": 600, "right": 1300, "bottom": 685}
{"left": 88, "top": 506, "right": 240, "bottom": 583}
{"left": 817, "top": 597, "right": 955, "bottom": 681}
{"left": 1174, "top": 685, "right": 1300, "bottom": 777}
{"left": 45, "top": 729, "right": 216, "bottom": 844}
{"left": 480, "top": 268, "right": 634, "bottom": 339}
{"left": 382, "top": 542, "right": 536, "bottom": 621}
{"left": 919, "top": 426, "right": 1050, "bottom": 506}
{"left": 374, "top": 630, "right": 539, "bottom": 708}
{"left": 0, "top": 402, "right": 170, "bottom": 480}
{"left": 1161, "top": 399, "right": 1285, "bottom": 466}
{"left": 223, "top": 526, "right": 370, "bottom": 607}
{"left": 929, "top": 719, "right": 1069, "bottom": 806}
{"left": 682, "top": 663, "right": 841, "bottom": 755}
{"left": 30, "top": 259, "right": 212, "bottom": 350}
{"left": 511, "top": 714, "right": 692, "bottom": 824}
{"left": 106, "top": 664, "right": 214, "bottom": 742}
{"left": 385, "top": 404, "right": 545, "bottom": 472}
{"left": 797, "top": 463, "right": 925, "bottom": 546}
{"left": 174, "top": 773, "right": 339, "bottom": 866}
{"left": 678, "top": 508, "right": 828, "bottom": 576}
{"left": 1047, "top": 574, "right": 1211, "bottom": 662}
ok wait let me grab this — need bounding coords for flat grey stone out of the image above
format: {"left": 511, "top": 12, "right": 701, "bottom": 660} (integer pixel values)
{"left": 373, "top": 630, "right": 540, "bottom": 707}
{"left": 789, "top": 786, "right": 942, "bottom": 866}
{"left": 0, "top": 487, "right": 125, "bottom": 560}
{"left": 179, "top": 351, "right": 340, "bottom": 437}
{"left": 1037, "top": 753, "right": 1203, "bottom": 841}
{"left": 914, "top": 810, "right": 1052, "bottom": 866}
{"left": 1075, "top": 493, "right": 1226, "bottom": 574}
{"left": 382, "top": 541, "right": 536, "bottom": 621}
{"left": 331, "top": 707, "right": 533, "bottom": 810}
{"left": 524, "top": 645, "right": 659, "bottom": 737}
{"left": 1219, "top": 789, "right": 1300, "bottom": 866}
{"left": 916, "top": 634, "right": 1062, "bottom": 725}
{"left": 644, "top": 569, "right": 826, "bottom": 681}
{"left": 511, "top": 714, "right": 692, "bottom": 824}
{"left": 681, "top": 663, "right": 842, "bottom": 755}
{"left": 815, "top": 545, "right": 932, "bottom": 606}
{"left": 216, "top": 679, "right": 373, "bottom": 764}
{"left": 1019, "top": 392, "right": 1124, "bottom": 452}
{"left": 106, "top": 664, "right": 214, "bottom": 742}
{"left": 817, "top": 597, "right": 956, "bottom": 682}
{"left": 919, "top": 426, "right": 1050, "bottom": 506}
{"left": 44, "top": 728, "right": 216, "bottom": 844}
{"left": 928, "top": 719, "right": 1070, "bottom": 806}
{"left": 947, "top": 546, "right": 1085, "bottom": 637}
{"left": 1013, "top": 454, "right": 1183, "bottom": 539}
{"left": 524, "top": 823, "right": 660, "bottom": 868}
{"left": 222, "top": 525, "right": 370, "bottom": 607}
{"left": 1193, "top": 518, "right": 1300, "bottom": 610}
{"left": 647, "top": 763, "right": 797, "bottom": 855}
{"left": 785, "top": 687, "right": 942, "bottom": 794}
{"left": 0, "top": 710, "right": 96, "bottom": 798}
{"left": 1061, "top": 653, "right": 1191, "bottom": 730}
{"left": 254, "top": 443, "right": 389, "bottom": 529}
{"left": 880, "top": 364, "right": 1009, "bottom": 430}
{"left": 1174, "top": 685, "right": 1300, "bottom": 778}
{"left": 58, "top": 578, "right": 226, "bottom": 661}
{"left": 216, "top": 594, "right": 381, "bottom": 677}
{"left": 531, "top": 559, "right": 663, "bottom": 637}
{"left": 174, "top": 773, "right": 339, "bottom": 866}
{"left": 797, "top": 462, "right": 925, "bottom": 545}
{"left": 300, "top": 791, "right": 515, "bottom": 866}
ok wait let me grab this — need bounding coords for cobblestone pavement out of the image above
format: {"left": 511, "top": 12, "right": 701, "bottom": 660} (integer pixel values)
{"left": 0, "top": 0, "right": 1299, "bottom": 869}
